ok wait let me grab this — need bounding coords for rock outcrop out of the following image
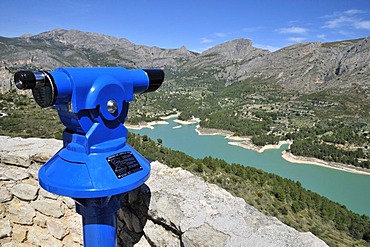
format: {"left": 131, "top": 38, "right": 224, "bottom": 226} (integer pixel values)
{"left": 0, "top": 136, "right": 327, "bottom": 246}
{"left": 0, "top": 66, "right": 13, "bottom": 94}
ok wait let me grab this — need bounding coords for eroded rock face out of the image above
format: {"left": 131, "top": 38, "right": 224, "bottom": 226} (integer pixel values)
{"left": 0, "top": 67, "right": 13, "bottom": 94}
{"left": 0, "top": 136, "right": 328, "bottom": 246}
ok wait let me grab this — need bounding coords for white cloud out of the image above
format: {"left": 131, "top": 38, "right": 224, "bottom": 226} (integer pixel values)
{"left": 200, "top": 37, "right": 213, "bottom": 44}
{"left": 323, "top": 15, "right": 354, "bottom": 29}
{"left": 322, "top": 9, "right": 370, "bottom": 30}
{"left": 338, "top": 30, "right": 352, "bottom": 36}
{"left": 278, "top": 26, "right": 308, "bottom": 34}
{"left": 288, "top": 37, "right": 306, "bottom": 43}
{"left": 354, "top": 20, "right": 370, "bottom": 30}
{"left": 215, "top": 32, "right": 228, "bottom": 37}
{"left": 317, "top": 34, "right": 326, "bottom": 39}
{"left": 242, "top": 26, "right": 263, "bottom": 32}
{"left": 344, "top": 9, "right": 365, "bottom": 15}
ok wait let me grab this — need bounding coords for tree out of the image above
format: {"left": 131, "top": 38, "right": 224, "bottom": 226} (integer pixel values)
{"left": 157, "top": 138, "right": 163, "bottom": 145}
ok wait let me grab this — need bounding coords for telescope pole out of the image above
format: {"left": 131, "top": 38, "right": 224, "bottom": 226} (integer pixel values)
{"left": 75, "top": 195, "right": 122, "bottom": 247}
{"left": 82, "top": 213, "right": 117, "bottom": 246}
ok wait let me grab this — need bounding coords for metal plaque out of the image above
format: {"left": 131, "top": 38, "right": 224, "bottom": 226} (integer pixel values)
{"left": 106, "top": 152, "right": 143, "bottom": 179}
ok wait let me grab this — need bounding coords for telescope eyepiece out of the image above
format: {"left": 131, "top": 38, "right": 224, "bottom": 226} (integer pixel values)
{"left": 14, "top": 70, "right": 57, "bottom": 108}
{"left": 14, "top": 71, "right": 49, "bottom": 90}
{"left": 143, "top": 69, "right": 165, "bottom": 93}
{"left": 14, "top": 71, "right": 37, "bottom": 90}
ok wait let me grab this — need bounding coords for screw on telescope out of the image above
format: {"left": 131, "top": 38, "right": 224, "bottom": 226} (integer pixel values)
{"left": 107, "top": 99, "right": 118, "bottom": 114}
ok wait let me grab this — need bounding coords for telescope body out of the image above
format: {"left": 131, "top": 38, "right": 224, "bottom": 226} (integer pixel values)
{"left": 15, "top": 66, "right": 164, "bottom": 247}
{"left": 14, "top": 67, "right": 164, "bottom": 198}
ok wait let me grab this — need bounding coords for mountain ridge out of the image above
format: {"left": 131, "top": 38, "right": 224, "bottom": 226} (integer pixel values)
{"left": 0, "top": 29, "right": 369, "bottom": 94}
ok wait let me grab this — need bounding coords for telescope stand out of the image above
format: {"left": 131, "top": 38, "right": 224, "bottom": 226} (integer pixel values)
{"left": 75, "top": 195, "right": 122, "bottom": 246}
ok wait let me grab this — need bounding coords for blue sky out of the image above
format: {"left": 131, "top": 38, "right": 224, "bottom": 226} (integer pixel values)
{"left": 1, "top": 0, "right": 369, "bottom": 52}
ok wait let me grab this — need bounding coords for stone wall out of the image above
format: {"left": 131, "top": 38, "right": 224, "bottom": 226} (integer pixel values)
{"left": 0, "top": 136, "right": 328, "bottom": 246}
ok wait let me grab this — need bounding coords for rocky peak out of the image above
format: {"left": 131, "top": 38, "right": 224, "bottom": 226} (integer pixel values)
{"left": 179, "top": 45, "right": 190, "bottom": 53}
{"left": 201, "top": 38, "right": 270, "bottom": 60}
{"left": 333, "top": 37, "right": 369, "bottom": 77}
{"left": 31, "top": 29, "right": 134, "bottom": 52}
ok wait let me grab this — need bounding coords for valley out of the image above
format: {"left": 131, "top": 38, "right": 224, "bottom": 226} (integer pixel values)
{"left": 129, "top": 74, "right": 370, "bottom": 170}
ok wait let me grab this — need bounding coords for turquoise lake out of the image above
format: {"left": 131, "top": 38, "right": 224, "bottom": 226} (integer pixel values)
{"left": 130, "top": 118, "right": 370, "bottom": 216}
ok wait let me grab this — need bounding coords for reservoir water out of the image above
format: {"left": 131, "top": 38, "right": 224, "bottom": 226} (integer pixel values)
{"left": 130, "top": 118, "right": 370, "bottom": 216}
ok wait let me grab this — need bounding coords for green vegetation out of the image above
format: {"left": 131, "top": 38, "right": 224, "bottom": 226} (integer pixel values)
{"left": 128, "top": 133, "right": 370, "bottom": 246}
{"left": 320, "top": 38, "right": 365, "bottom": 48}
{"left": 0, "top": 92, "right": 369, "bottom": 246}
{"left": 129, "top": 72, "right": 370, "bottom": 168}
{"left": 0, "top": 91, "right": 63, "bottom": 139}
{"left": 288, "top": 121, "right": 370, "bottom": 168}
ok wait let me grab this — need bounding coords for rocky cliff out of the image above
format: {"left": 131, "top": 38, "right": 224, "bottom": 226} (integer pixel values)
{"left": 0, "top": 29, "right": 369, "bottom": 94}
{"left": 0, "top": 66, "right": 12, "bottom": 94}
{"left": 0, "top": 136, "right": 327, "bottom": 246}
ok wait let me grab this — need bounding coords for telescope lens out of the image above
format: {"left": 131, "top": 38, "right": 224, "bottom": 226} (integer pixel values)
{"left": 14, "top": 71, "right": 36, "bottom": 89}
{"left": 32, "top": 83, "right": 56, "bottom": 108}
{"left": 32, "top": 71, "right": 57, "bottom": 108}
{"left": 143, "top": 69, "right": 164, "bottom": 92}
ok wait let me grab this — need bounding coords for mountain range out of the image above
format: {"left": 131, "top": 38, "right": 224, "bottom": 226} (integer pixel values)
{"left": 0, "top": 29, "right": 369, "bottom": 94}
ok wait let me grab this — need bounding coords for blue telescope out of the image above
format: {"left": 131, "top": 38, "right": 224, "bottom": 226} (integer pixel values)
{"left": 14, "top": 67, "right": 164, "bottom": 246}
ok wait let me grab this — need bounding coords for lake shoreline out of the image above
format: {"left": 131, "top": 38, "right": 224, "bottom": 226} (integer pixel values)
{"left": 125, "top": 113, "right": 179, "bottom": 130}
{"left": 127, "top": 117, "right": 370, "bottom": 176}
{"left": 195, "top": 126, "right": 370, "bottom": 176}
{"left": 196, "top": 126, "right": 292, "bottom": 152}
{"left": 125, "top": 120, "right": 169, "bottom": 130}
{"left": 281, "top": 151, "right": 370, "bottom": 176}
